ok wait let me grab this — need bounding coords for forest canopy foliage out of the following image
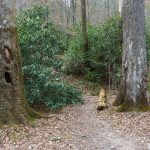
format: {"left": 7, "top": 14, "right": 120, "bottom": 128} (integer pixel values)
{"left": 17, "top": 5, "right": 83, "bottom": 110}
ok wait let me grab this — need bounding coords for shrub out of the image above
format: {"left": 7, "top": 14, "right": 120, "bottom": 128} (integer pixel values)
{"left": 17, "top": 5, "right": 83, "bottom": 110}
{"left": 24, "top": 64, "right": 82, "bottom": 110}
{"left": 87, "top": 16, "right": 122, "bottom": 84}
{"left": 63, "top": 16, "right": 122, "bottom": 85}
{"left": 63, "top": 25, "right": 86, "bottom": 74}
{"left": 64, "top": 15, "right": 150, "bottom": 87}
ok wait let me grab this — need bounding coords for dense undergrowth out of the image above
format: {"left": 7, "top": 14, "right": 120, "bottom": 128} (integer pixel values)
{"left": 17, "top": 5, "right": 150, "bottom": 110}
{"left": 64, "top": 16, "right": 122, "bottom": 87}
{"left": 64, "top": 15, "right": 150, "bottom": 85}
{"left": 17, "top": 5, "right": 83, "bottom": 110}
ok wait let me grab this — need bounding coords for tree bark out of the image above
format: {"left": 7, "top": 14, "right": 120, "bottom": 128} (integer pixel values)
{"left": 114, "top": 0, "right": 149, "bottom": 111}
{"left": 0, "top": 0, "right": 38, "bottom": 127}
{"left": 81, "top": 0, "right": 88, "bottom": 51}
{"left": 118, "top": 0, "right": 123, "bottom": 15}
{"left": 71, "top": 0, "right": 76, "bottom": 24}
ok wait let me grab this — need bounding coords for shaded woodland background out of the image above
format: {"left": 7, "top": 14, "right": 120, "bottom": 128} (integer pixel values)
{"left": 9, "top": 0, "right": 150, "bottom": 111}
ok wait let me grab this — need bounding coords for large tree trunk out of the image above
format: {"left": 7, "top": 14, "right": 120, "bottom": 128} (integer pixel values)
{"left": 0, "top": 0, "right": 38, "bottom": 127}
{"left": 81, "top": 0, "right": 88, "bottom": 51}
{"left": 114, "top": 0, "right": 149, "bottom": 111}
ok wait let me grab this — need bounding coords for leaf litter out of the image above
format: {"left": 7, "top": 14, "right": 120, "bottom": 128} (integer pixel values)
{"left": 0, "top": 78, "right": 149, "bottom": 150}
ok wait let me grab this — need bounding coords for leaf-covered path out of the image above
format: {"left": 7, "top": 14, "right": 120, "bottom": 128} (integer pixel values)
{"left": 63, "top": 94, "right": 150, "bottom": 150}
{"left": 0, "top": 93, "right": 150, "bottom": 150}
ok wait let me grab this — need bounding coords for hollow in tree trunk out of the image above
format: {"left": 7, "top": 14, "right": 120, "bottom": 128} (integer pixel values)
{"left": 0, "top": 0, "right": 38, "bottom": 127}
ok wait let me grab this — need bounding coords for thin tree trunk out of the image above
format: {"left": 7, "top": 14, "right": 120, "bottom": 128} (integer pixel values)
{"left": 72, "top": 0, "right": 76, "bottom": 24}
{"left": 81, "top": 0, "right": 88, "bottom": 51}
{"left": 0, "top": 0, "right": 38, "bottom": 127}
{"left": 114, "top": 0, "right": 149, "bottom": 111}
{"left": 107, "top": 0, "right": 110, "bottom": 19}
{"left": 118, "top": 0, "right": 123, "bottom": 15}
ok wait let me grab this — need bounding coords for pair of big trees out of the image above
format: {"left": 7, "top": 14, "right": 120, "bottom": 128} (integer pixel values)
{"left": 0, "top": 0, "right": 149, "bottom": 126}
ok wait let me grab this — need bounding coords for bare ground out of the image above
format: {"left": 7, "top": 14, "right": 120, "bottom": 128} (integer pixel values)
{"left": 0, "top": 91, "right": 149, "bottom": 150}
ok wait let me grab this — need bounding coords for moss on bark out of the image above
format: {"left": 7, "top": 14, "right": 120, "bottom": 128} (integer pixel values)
{"left": 116, "top": 102, "right": 150, "bottom": 112}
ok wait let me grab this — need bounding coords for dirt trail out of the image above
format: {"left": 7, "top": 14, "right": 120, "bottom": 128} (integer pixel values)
{"left": 67, "top": 94, "right": 149, "bottom": 150}
{"left": 0, "top": 94, "right": 149, "bottom": 150}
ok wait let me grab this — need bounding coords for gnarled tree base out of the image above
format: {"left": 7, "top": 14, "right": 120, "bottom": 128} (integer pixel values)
{"left": 0, "top": 101, "right": 41, "bottom": 128}
{"left": 114, "top": 91, "right": 150, "bottom": 112}
{"left": 115, "top": 103, "right": 150, "bottom": 112}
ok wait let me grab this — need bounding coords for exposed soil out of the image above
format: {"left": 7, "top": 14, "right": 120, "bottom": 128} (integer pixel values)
{"left": 0, "top": 90, "right": 149, "bottom": 150}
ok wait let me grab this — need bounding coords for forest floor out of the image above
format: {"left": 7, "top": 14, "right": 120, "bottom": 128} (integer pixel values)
{"left": 0, "top": 76, "right": 150, "bottom": 150}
